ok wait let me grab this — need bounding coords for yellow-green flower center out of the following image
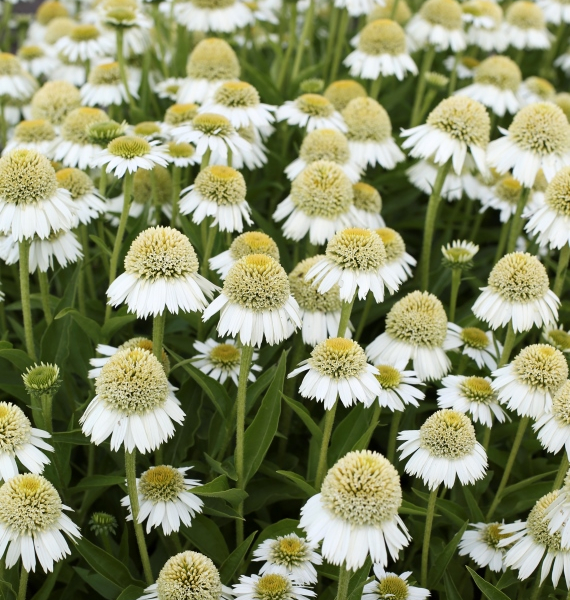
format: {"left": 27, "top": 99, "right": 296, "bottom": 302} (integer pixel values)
{"left": 139, "top": 466, "right": 185, "bottom": 503}
{"left": 420, "top": 409, "right": 477, "bottom": 458}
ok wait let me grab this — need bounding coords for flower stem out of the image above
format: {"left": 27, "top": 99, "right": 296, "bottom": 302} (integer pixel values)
{"left": 369, "top": 74, "right": 383, "bottom": 100}
{"left": 337, "top": 297, "right": 355, "bottom": 338}
{"left": 419, "top": 161, "right": 452, "bottom": 291}
{"left": 79, "top": 224, "right": 97, "bottom": 299}
{"left": 387, "top": 410, "right": 403, "bottom": 463}
{"left": 529, "top": 576, "right": 542, "bottom": 600}
{"left": 235, "top": 343, "right": 254, "bottom": 546}
{"left": 105, "top": 171, "right": 133, "bottom": 322}
{"left": 315, "top": 401, "right": 338, "bottom": 489}
{"left": 17, "top": 564, "right": 28, "bottom": 600}
{"left": 19, "top": 239, "right": 36, "bottom": 361}
{"left": 125, "top": 449, "right": 154, "bottom": 585}
{"left": 486, "top": 416, "right": 529, "bottom": 520}
{"left": 553, "top": 243, "right": 570, "bottom": 298}
{"left": 277, "top": 3, "right": 297, "bottom": 91}
{"left": 482, "top": 426, "right": 492, "bottom": 451}
{"left": 324, "top": 6, "right": 340, "bottom": 82}
{"left": 448, "top": 267, "right": 461, "bottom": 323}
{"left": 421, "top": 486, "right": 439, "bottom": 587}
{"left": 506, "top": 186, "right": 530, "bottom": 254}
{"left": 355, "top": 294, "right": 372, "bottom": 341}
{"left": 200, "top": 223, "right": 218, "bottom": 279}
{"left": 329, "top": 9, "right": 349, "bottom": 82}
{"left": 410, "top": 45, "right": 436, "bottom": 127}
{"left": 116, "top": 28, "right": 135, "bottom": 110}
{"left": 336, "top": 564, "right": 351, "bottom": 600}
{"left": 41, "top": 393, "right": 53, "bottom": 434}
{"left": 357, "top": 404, "right": 382, "bottom": 450}
{"left": 494, "top": 219, "right": 510, "bottom": 263}
{"left": 553, "top": 453, "right": 569, "bottom": 490}
{"left": 38, "top": 270, "right": 53, "bottom": 326}
{"left": 498, "top": 322, "right": 516, "bottom": 367}
{"left": 390, "top": 0, "right": 401, "bottom": 18}
{"left": 152, "top": 312, "right": 166, "bottom": 362}
{"left": 170, "top": 166, "right": 182, "bottom": 227}
{"left": 447, "top": 51, "right": 462, "bottom": 94}
{"left": 291, "top": 0, "right": 315, "bottom": 83}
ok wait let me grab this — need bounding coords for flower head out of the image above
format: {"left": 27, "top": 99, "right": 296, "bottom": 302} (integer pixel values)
{"left": 232, "top": 573, "right": 314, "bottom": 600}
{"left": 276, "top": 94, "right": 346, "bottom": 132}
{"left": 324, "top": 80, "right": 367, "bottom": 111}
{"left": 362, "top": 568, "right": 430, "bottom": 600}
{"left": 30, "top": 81, "right": 81, "bottom": 125}
{"left": 441, "top": 240, "right": 479, "bottom": 269}
{"left": 22, "top": 362, "right": 61, "bottom": 400}
{"left": 459, "top": 522, "right": 512, "bottom": 572}
{"left": 94, "top": 135, "right": 169, "bottom": 178}
{"left": 89, "top": 512, "right": 117, "bottom": 537}
{"left": 192, "top": 339, "right": 261, "bottom": 385}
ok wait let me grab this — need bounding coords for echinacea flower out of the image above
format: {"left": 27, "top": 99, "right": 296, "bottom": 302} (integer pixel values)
{"left": 373, "top": 363, "right": 425, "bottom": 411}
{"left": 276, "top": 94, "right": 346, "bottom": 132}
{"left": 534, "top": 380, "right": 570, "bottom": 455}
{"left": 0, "top": 52, "right": 38, "bottom": 101}
{"left": 503, "top": 1, "right": 551, "bottom": 50}
{"left": 55, "top": 23, "right": 114, "bottom": 63}
{"left": 544, "top": 326, "right": 570, "bottom": 353}
{"left": 30, "top": 80, "right": 81, "bottom": 126}
{"left": 92, "top": 135, "right": 169, "bottom": 178}
{"left": 537, "top": 0, "right": 570, "bottom": 23}
{"left": 398, "top": 409, "right": 488, "bottom": 489}
{"left": 80, "top": 61, "right": 139, "bottom": 107}
{"left": 173, "top": 0, "right": 254, "bottom": 33}
{"left": 446, "top": 324, "right": 501, "bottom": 370}
{"left": 406, "top": 0, "right": 466, "bottom": 52}
{"left": 459, "top": 522, "right": 512, "bottom": 572}
{"left": 55, "top": 168, "right": 106, "bottom": 226}
{"left": 232, "top": 573, "right": 314, "bottom": 600}
{"left": 462, "top": 0, "right": 506, "bottom": 52}
{"left": 323, "top": 79, "right": 367, "bottom": 112}
{"left": 2, "top": 119, "right": 57, "bottom": 156}
{"left": 191, "top": 339, "right": 261, "bottom": 385}
{"left": 362, "top": 567, "right": 430, "bottom": 600}
{"left": 352, "top": 183, "right": 384, "bottom": 228}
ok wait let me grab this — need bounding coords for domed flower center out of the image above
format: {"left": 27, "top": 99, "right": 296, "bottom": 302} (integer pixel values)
{"left": 462, "top": 0, "right": 502, "bottom": 25}
{"left": 420, "top": 0, "right": 463, "bottom": 28}
{"left": 482, "top": 523, "right": 511, "bottom": 549}
{"left": 14, "top": 119, "right": 56, "bottom": 143}
{"left": 255, "top": 573, "right": 291, "bottom": 599}
{"left": 0, "top": 52, "right": 23, "bottom": 76}
{"left": 300, "top": 129, "right": 350, "bottom": 164}
{"left": 165, "top": 103, "right": 199, "bottom": 126}
{"left": 61, "top": 107, "right": 108, "bottom": 144}
{"left": 168, "top": 142, "right": 195, "bottom": 159}
{"left": 375, "top": 365, "right": 402, "bottom": 390}
{"left": 377, "top": 228, "right": 406, "bottom": 261}
{"left": 509, "top": 103, "right": 570, "bottom": 155}
{"left": 268, "top": 535, "right": 309, "bottom": 567}
{"left": 326, "top": 228, "right": 387, "bottom": 271}
{"left": 87, "top": 120, "right": 126, "bottom": 146}
{"left": 552, "top": 381, "right": 570, "bottom": 426}
{"left": 0, "top": 149, "right": 57, "bottom": 206}
{"left": 353, "top": 183, "right": 382, "bottom": 212}
{"left": 224, "top": 255, "right": 291, "bottom": 311}
{"left": 156, "top": 551, "right": 223, "bottom": 600}
{"left": 488, "top": 252, "right": 550, "bottom": 302}
{"left": 524, "top": 76, "right": 555, "bottom": 100}
{"left": 192, "top": 113, "right": 234, "bottom": 136}
{"left": 475, "top": 56, "right": 521, "bottom": 91}
{"left": 56, "top": 168, "right": 94, "bottom": 199}
{"left": 139, "top": 465, "right": 185, "bottom": 503}
{"left": 191, "top": 0, "right": 235, "bottom": 8}
{"left": 291, "top": 160, "right": 353, "bottom": 219}
{"left": 209, "top": 344, "right": 241, "bottom": 367}
{"left": 386, "top": 291, "right": 448, "bottom": 348}
{"left": 512, "top": 344, "right": 569, "bottom": 391}
{"left": 494, "top": 175, "right": 522, "bottom": 205}
{"left": 194, "top": 165, "right": 246, "bottom": 205}
{"left": 22, "top": 363, "right": 61, "bottom": 397}
{"left": 296, "top": 94, "right": 335, "bottom": 117}
{"left": 545, "top": 166, "right": 570, "bottom": 216}
{"left": 321, "top": 450, "right": 402, "bottom": 527}
{"left": 107, "top": 135, "right": 151, "bottom": 158}
{"left": 18, "top": 45, "right": 45, "bottom": 60}
{"left": 118, "top": 337, "right": 170, "bottom": 374}
{"left": 546, "top": 328, "right": 570, "bottom": 351}
{"left": 324, "top": 79, "right": 367, "bottom": 111}
{"left": 89, "top": 62, "right": 121, "bottom": 85}
{"left": 289, "top": 256, "right": 342, "bottom": 313}
{"left": 376, "top": 575, "right": 409, "bottom": 600}
{"left": 527, "top": 492, "right": 562, "bottom": 551}
{"left": 186, "top": 38, "right": 240, "bottom": 81}
{"left": 0, "top": 474, "right": 62, "bottom": 534}
{"left": 0, "top": 403, "right": 32, "bottom": 453}
{"left": 427, "top": 96, "right": 490, "bottom": 147}
{"left": 343, "top": 97, "right": 392, "bottom": 142}
{"left": 420, "top": 409, "right": 477, "bottom": 458}
{"left": 460, "top": 376, "right": 496, "bottom": 403}
{"left": 36, "top": 1, "right": 68, "bottom": 25}
{"left": 507, "top": 1, "right": 545, "bottom": 29}
{"left": 70, "top": 24, "right": 100, "bottom": 41}
{"left": 213, "top": 81, "right": 260, "bottom": 107}
{"left": 133, "top": 122, "right": 161, "bottom": 137}
{"left": 359, "top": 19, "right": 407, "bottom": 56}
{"left": 460, "top": 327, "right": 489, "bottom": 349}
{"left": 229, "top": 232, "right": 280, "bottom": 261}
{"left": 309, "top": 338, "right": 368, "bottom": 379}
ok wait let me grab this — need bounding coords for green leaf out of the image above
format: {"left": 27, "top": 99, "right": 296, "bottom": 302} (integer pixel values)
{"left": 282, "top": 395, "right": 322, "bottom": 440}
{"left": 502, "top": 470, "right": 557, "bottom": 498}
{"left": 72, "top": 474, "right": 125, "bottom": 491}
{"left": 52, "top": 430, "right": 90, "bottom": 445}
{"left": 399, "top": 500, "right": 428, "bottom": 516}
{"left": 328, "top": 404, "right": 369, "bottom": 464}
{"left": 76, "top": 538, "right": 146, "bottom": 589}
{"left": 462, "top": 486, "right": 485, "bottom": 522}
{"left": 194, "top": 475, "right": 248, "bottom": 504}
{"left": 180, "top": 514, "right": 229, "bottom": 564}
{"left": 0, "top": 349, "right": 33, "bottom": 371}
{"left": 73, "top": 567, "right": 119, "bottom": 600}
{"left": 276, "top": 470, "right": 317, "bottom": 497}
{"left": 54, "top": 307, "right": 101, "bottom": 343}
{"left": 444, "top": 573, "right": 463, "bottom": 600}
{"left": 428, "top": 521, "right": 468, "bottom": 588}
{"left": 89, "top": 234, "right": 112, "bottom": 257}
{"left": 203, "top": 453, "right": 238, "bottom": 481}
{"left": 242, "top": 351, "right": 287, "bottom": 484}
{"left": 116, "top": 586, "right": 146, "bottom": 600}
{"left": 219, "top": 531, "right": 257, "bottom": 584}
{"left": 0, "top": 581, "right": 16, "bottom": 600}
{"left": 30, "top": 563, "right": 63, "bottom": 600}
{"left": 101, "top": 314, "right": 137, "bottom": 340}
{"left": 467, "top": 567, "right": 513, "bottom": 600}
{"left": 347, "top": 558, "right": 373, "bottom": 600}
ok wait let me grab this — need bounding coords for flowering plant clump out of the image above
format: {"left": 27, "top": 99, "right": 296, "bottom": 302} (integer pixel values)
{"left": 1, "top": 0, "right": 570, "bottom": 598}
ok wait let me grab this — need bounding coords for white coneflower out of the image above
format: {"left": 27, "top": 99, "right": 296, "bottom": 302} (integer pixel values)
{"left": 492, "top": 344, "right": 568, "bottom": 419}
{"left": 406, "top": 0, "right": 466, "bottom": 52}
{"left": 80, "top": 347, "right": 185, "bottom": 453}
{"left": 163, "top": 103, "right": 200, "bottom": 135}
{"left": 538, "top": 0, "right": 570, "bottom": 22}
{"left": 473, "top": 252, "right": 559, "bottom": 332}
{"left": 0, "top": 402, "right": 52, "bottom": 481}
{"left": 373, "top": 362, "right": 425, "bottom": 411}
{"left": 501, "top": 492, "right": 570, "bottom": 587}
{"left": 202, "top": 254, "right": 301, "bottom": 347}
{"left": 172, "top": 113, "right": 251, "bottom": 166}
{"left": 55, "top": 168, "right": 106, "bottom": 226}
{"left": 300, "top": 450, "right": 410, "bottom": 570}
{"left": 30, "top": 80, "right": 81, "bottom": 125}
{"left": 456, "top": 56, "right": 521, "bottom": 118}
{"left": 289, "top": 338, "right": 381, "bottom": 409}
{"left": 0, "top": 474, "right": 80, "bottom": 573}
{"left": 545, "top": 469, "right": 570, "bottom": 546}
{"left": 305, "top": 228, "right": 401, "bottom": 302}
{"left": 273, "top": 160, "right": 357, "bottom": 246}
{"left": 55, "top": 23, "right": 114, "bottom": 63}
{"left": 2, "top": 118, "right": 57, "bottom": 156}
{"left": 351, "top": 183, "right": 384, "bottom": 228}
{"left": 253, "top": 534, "right": 322, "bottom": 585}
{"left": 173, "top": 0, "right": 254, "bottom": 33}
{"left": 209, "top": 231, "right": 279, "bottom": 280}
{"left": 192, "top": 339, "right": 261, "bottom": 384}
{"left": 399, "top": 409, "right": 488, "bottom": 489}
{"left": 459, "top": 522, "right": 512, "bottom": 572}
{"left": 0, "top": 230, "right": 83, "bottom": 273}
{"left": 139, "top": 551, "right": 233, "bottom": 600}
{"left": 534, "top": 380, "right": 570, "bottom": 455}
{"left": 342, "top": 97, "right": 404, "bottom": 169}
{"left": 437, "top": 375, "right": 506, "bottom": 427}
{"left": 443, "top": 56, "right": 479, "bottom": 80}
{"left": 52, "top": 107, "right": 109, "bottom": 170}
{"left": 345, "top": 19, "right": 417, "bottom": 81}
{"left": 544, "top": 325, "right": 570, "bottom": 353}
{"left": 289, "top": 256, "right": 347, "bottom": 346}
{"left": 462, "top": 0, "right": 506, "bottom": 52}
{"left": 99, "top": 0, "right": 152, "bottom": 59}
{"left": 285, "top": 129, "right": 361, "bottom": 183}
{"left": 362, "top": 567, "right": 430, "bottom": 600}
{"left": 81, "top": 61, "right": 138, "bottom": 107}
{"left": 177, "top": 38, "right": 240, "bottom": 104}
{"left": 154, "top": 77, "right": 185, "bottom": 101}
{"left": 324, "top": 80, "right": 368, "bottom": 112}
{"left": 480, "top": 174, "right": 530, "bottom": 223}
{"left": 0, "top": 52, "right": 38, "bottom": 102}
{"left": 367, "top": 291, "right": 461, "bottom": 382}
{"left": 17, "top": 45, "right": 58, "bottom": 79}
{"left": 446, "top": 324, "right": 501, "bottom": 370}
{"left": 180, "top": 165, "right": 252, "bottom": 233}
{"left": 107, "top": 226, "right": 218, "bottom": 319}
{"left": 407, "top": 158, "right": 478, "bottom": 202}
{"left": 165, "top": 142, "right": 199, "bottom": 168}
{"left": 276, "top": 94, "right": 346, "bottom": 132}
{"left": 517, "top": 76, "right": 556, "bottom": 107}
{"left": 232, "top": 124, "right": 269, "bottom": 170}
{"left": 402, "top": 96, "right": 490, "bottom": 176}
{"left": 441, "top": 240, "right": 479, "bottom": 270}
{"left": 504, "top": 1, "right": 551, "bottom": 50}
{"left": 0, "top": 149, "right": 75, "bottom": 241}
{"left": 201, "top": 80, "right": 275, "bottom": 132}
{"left": 232, "top": 573, "right": 314, "bottom": 600}
{"left": 93, "top": 135, "right": 169, "bottom": 178}
{"left": 488, "top": 103, "right": 570, "bottom": 188}
{"left": 526, "top": 167, "right": 570, "bottom": 249}
{"left": 121, "top": 465, "right": 203, "bottom": 535}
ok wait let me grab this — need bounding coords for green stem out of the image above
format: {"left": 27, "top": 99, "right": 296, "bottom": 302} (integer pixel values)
{"left": 355, "top": 295, "right": 373, "bottom": 341}
{"left": 410, "top": 45, "right": 436, "bottom": 127}
{"left": 201, "top": 148, "right": 211, "bottom": 171}
{"left": 291, "top": 0, "right": 315, "bottom": 83}
{"left": 101, "top": 533, "right": 113, "bottom": 555}
{"left": 542, "top": 21, "right": 566, "bottom": 77}
{"left": 277, "top": 3, "right": 297, "bottom": 91}
{"left": 389, "top": 0, "right": 401, "bottom": 19}
{"left": 0, "top": 3, "right": 12, "bottom": 52}
{"left": 19, "top": 240, "right": 36, "bottom": 361}
{"left": 421, "top": 487, "right": 439, "bottom": 587}
{"left": 200, "top": 223, "right": 218, "bottom": 279}
{"left": 152, "top": 312, "right": 166, "bottom": 362}
{"left": 553, "top": 243, "right": 570, "bottom": 298}
{"left": 447, "top": 51, "right": 462, "bottom": 94}
{"left": 506, "top": 186, "right": 530, "bottom": 254}
{"left": 482, "top": 426, "right": 492, "bottom": 451}
{"left": 105, "top": 171, "right": 133, "bottom": 322}
{"left": 387, "top": 410, "right": 403, "bottom": 463}
{"left": 554, "top": 453, "right": 569, "bottom": 490}
{"left": 494, "top": 219, "right": 510, "bottom": 263}
{"left": 498, "top": 322, "right": 516, "bottom": 368}
{"left": 357, "top": 404, "right": 382, "bottom": 449}
{"left": 171, "top": 166, "right": 182, "bottom": 227}
{"left": 336, "top": 564, "right": 351, "bottom": 600}
{"left": 125, "top": 450, "right": 154, "bottom": 585}
{"left": 419, "top": 161, "right": 452, "bottom": 291}
{"left": 486, "top": 416, "right": 529, "bottom": 520}
{"left": 324, "top": 6, "right": 340, "bottom": 81}
{"left": 329, "top": 9, "right": 350, "bottom": 82}
{"left": 17, "top": 563, "right": 28, "bottom": 600}
{"left": 41, "top": 393, "right": 54, "bottom": 433}
{"left": 80, "top": 224, "right": 96, "bottom": 299}
{"left": 448, "top": 268, "right": 461, "bottom": 323}
{"left": 315, "top": 402, "right": 338, "bottom": 489}
{"left": 38, "top": 270, "right": 53, "bottom": 325}
{"left": 235, "top": 343, "right": 254, "bottom": 546}
{"left": 529, "top": 576, "right": 542, "bottom": 600}
{"left": 369, "top": 74, "right": 383, "bottom": 100}
{"left": 337, "top": 297, "right": 355, "bottom": 338}
{"left": 116, "top": 29, "right": 135, "bottom": 109}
